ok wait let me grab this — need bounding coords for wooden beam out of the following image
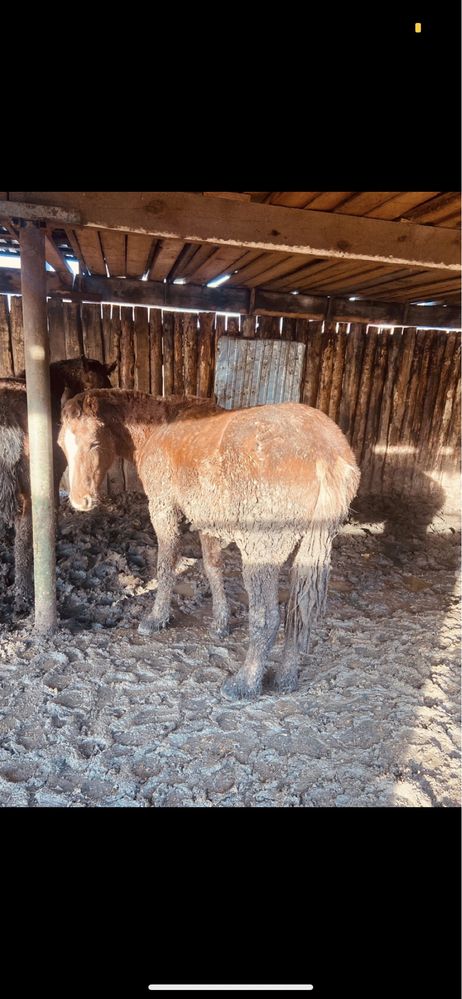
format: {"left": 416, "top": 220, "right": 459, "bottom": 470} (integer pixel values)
{"left": 0, "top": 268, "right": 63, "bottom": 295}
{"left": 45, "top": 234, "right": 73, "bottom": 287}
{"left": 254, "top": 289, "right": 461, "bottom": 327}
{"left": 0, "top": 268, "right": 459, "bottom": 327}
{"left": 203, "top": 192, "right": 252, "bottom": 202}
{"left": 1, "top": 220, "right": 20, "bottom": 242}
{"left": 75, "top": 274, "right": 250, "bottom": 313}
{"left": 6, "top": 200, "right": 81, "bottom": 225}
{"left": 6, "top": 192, "right": 461, "bottom": 272}
{"left": 65, "top": 228, "right": 88, "bottom": 274}
{"left": 19, "top": 224, "right": 57, "bottom": 635}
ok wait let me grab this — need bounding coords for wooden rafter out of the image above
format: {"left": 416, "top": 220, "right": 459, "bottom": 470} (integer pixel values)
{"left": 44, "top": 235, "right": 73, "bottom": 287}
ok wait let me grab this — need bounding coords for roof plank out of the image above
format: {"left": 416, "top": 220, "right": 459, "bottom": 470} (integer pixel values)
{"left": 73, "top": 227, "right": 106, "bottom": 275}
{"left": 364, "top": 192, "right": 441, "bottom": 219}
{"left": 402, "top": 192, "right": 461, "bottom": 224}
{"left": 100, "top": 230, "right": 126, "bottom": 277}
{"left": 187, "top": 245, "right": 245, "bottom": 284}
{"left": 148, "top": 238, "right": 185, "bottom": 281}
{"left": 126, "top": 233, "right": 155, "bottom": 278}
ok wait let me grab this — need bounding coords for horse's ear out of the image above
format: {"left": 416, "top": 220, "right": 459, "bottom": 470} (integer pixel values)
{"left": 80, "top": 354, "right": 89, "bottom": 372}
{"left": 105, "top": 360, "right": 117, "bottom": 375}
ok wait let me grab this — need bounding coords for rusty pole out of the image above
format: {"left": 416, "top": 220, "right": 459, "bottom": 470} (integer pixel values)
{"left": 19, "top": 222, "right": 57, "bottom": 634}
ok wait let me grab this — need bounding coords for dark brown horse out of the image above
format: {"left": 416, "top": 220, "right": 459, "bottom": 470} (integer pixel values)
{"left": 0, "top": 358, "right": 116, "bottom": 612}
{"left": 59, "top": 389, "right": 360, "bottom": 700}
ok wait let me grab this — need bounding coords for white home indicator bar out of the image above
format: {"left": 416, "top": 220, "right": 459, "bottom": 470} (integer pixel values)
{"left": 148, "top": 987, "right": 314, "bottom": 992}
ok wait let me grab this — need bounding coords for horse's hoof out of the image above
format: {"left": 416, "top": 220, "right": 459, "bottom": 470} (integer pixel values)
{"left": 14, "top": 596, "right": 32, "bottom": 617}
{"left": 138, "top": 616, "right": 169, "bottom": 636}
{"left": 221, "top": 676, "right": 261, "bottom": 702}
{"left": 272, "top": 672, "right": 299, "bottom": 694}
{"left": 214, "top": 619, "right": 230, "bottom": 640}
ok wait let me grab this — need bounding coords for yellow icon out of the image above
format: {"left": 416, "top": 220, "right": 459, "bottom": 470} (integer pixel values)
{"left": 415, "top": 22, "right": 422, "bottom": 33}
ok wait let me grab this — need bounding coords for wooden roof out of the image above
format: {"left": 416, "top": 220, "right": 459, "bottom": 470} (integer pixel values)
{"left": 0, "top": 191, "right": 460, "bottom": 310}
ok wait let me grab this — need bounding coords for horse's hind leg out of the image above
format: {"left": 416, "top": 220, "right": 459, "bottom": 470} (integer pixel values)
{"left": 199, "top": 532, "right": 229, "bottom": 638}
{"left": 14, "top": 498, "right": 33, "bottom": 614}
{"left": 138, "top": 507, "right": 181, "bottom": 636}
{"left": 272, "top": 523, "right": 335, "bottom": 694}
{"left": 221, "top": 560, "right": 280, "bottom": 701}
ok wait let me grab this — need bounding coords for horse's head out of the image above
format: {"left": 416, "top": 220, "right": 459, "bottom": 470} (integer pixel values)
{"left": 58, "top": 393, "right": 116, "bottom": 511}
{"left": 55, "top": 358, "right": 117, "bottom": 408}
{"left": 79, "top": 358, "right": 117, "bottom": 390}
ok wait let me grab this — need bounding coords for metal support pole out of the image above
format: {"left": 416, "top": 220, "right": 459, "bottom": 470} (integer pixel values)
{"left": 19, "top": 222, "right": 57, "bottom": 634}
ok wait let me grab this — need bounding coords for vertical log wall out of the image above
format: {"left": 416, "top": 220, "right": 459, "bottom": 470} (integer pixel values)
{"left": 0, "top": 295, "right": 460, "bottom": 513}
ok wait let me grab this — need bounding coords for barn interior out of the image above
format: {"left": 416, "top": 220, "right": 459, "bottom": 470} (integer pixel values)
{"left": 0, "top": 191, "right": 459, "bottom": 808}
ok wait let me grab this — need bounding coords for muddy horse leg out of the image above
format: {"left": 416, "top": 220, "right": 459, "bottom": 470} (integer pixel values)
{"left": 272, "top": 641, "right": 300, "bottom": 694}
{"left": 14, "top": 498, "right": 33, "bottom": 614}
{"left": 199, "top": 532, "right": 229, "bottom": 638}
{"left": 272, "top": 525, "right": 335, "bottom": 694}
{"left": 53, "top": 450, "right": 66, "bottom": 527}
{"left": 221, "top": 561, "right": 281, "bottom": 701}
{"left": 138, "top": 508, "right": 181, "bottom": 635}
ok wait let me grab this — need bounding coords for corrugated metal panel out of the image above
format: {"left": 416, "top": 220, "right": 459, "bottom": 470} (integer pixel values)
{"left": 214, "top": 336, "right": 306, "bottom": 409}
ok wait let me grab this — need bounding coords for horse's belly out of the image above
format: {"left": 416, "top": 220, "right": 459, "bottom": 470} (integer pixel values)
{"left": 179, "top": 476, "right": 312, "bottom": 544}
{"left": 142, "top": 450, "right": 322, "bottom": 538}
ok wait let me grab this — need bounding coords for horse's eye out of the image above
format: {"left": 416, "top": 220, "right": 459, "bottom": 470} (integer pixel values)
{"left": 89, "top": 442, "right": 99, "bottom": 450}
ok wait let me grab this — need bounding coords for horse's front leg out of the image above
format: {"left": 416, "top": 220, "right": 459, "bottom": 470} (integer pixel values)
{"left": 199, "top": 532, "right": 229, "bottom": 638}
{"left": 138, "top": 508, "right": 181, "bottom": 635}
{"left": 53, "top": 449, "right": 66, "bottom": 523}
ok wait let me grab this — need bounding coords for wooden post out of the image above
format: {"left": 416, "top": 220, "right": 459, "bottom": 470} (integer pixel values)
{"left": 19, "top": 223, "right": 57, "bottom": 634}
{"left": 150, "top": 309, "right": 163, "bottom": 396}
{"left": 183, "top": 313, "right": 198, "bottom": 396}
{"left": 162, "top": 311, "right": 174, "bottom": 396}
{"left": 197, "top": 313, "right": 214, "bottom": 396}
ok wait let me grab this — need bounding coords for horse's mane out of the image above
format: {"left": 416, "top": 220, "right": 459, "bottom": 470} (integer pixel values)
{"left": 15, "top": 357, "right": 109, "bottom": 380}
{"left": 62, "top": 389, "right": 221, "bottom": 425}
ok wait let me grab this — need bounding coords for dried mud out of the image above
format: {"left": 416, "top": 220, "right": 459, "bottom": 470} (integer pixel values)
{"left": 0, "top": 493, "right": 459, "bottom": 807}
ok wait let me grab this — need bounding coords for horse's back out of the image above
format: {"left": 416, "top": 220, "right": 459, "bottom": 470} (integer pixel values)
{"left": 0, "top": 380, "right": 28, "bottom": 431}
{"left": 221, "top": 401, "right": 354, "bottom": 462}
{"left": 216, "top": 403, "right": 358, "bottom": 512}
{"left": 143, "top": 401, "right": 359, "bottom": 535}
{"left": 158, "top": 400, "right": 356, "bottom": 471}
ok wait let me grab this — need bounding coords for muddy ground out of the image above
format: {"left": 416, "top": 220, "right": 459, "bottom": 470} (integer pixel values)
{"left": 0, "top": 492, "right": 459, "bottom": 807}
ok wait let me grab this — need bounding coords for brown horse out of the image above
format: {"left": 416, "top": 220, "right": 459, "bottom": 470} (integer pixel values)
{"left": 59, "top": 389, "right": 360, "bottom": 700}
{"left": 0, "top": 357, "right": 116, "bottom": 612}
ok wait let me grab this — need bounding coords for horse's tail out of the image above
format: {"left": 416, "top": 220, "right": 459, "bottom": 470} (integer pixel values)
{"left": 0, "top": 424, "right": 25, "bottom": 526}
{"left": 284, "top": 456, "right": 360, "bottom": 653}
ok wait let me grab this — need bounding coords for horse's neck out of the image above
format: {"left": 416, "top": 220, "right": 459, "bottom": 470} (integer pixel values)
{"left": 117, "top": 420, "right": 153, "bottom": 466}
{"left": 109, "top": 400, "right": 165, "bottom": 467}
{"left": 107, "top": 395, "right": 218, "bottom": 468}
